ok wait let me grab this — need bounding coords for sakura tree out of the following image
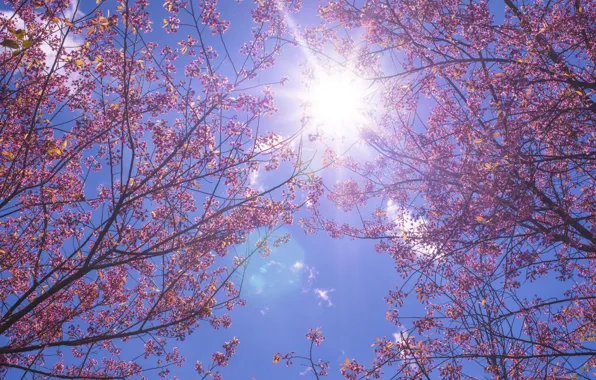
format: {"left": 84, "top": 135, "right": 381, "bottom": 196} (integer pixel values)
{"left": 0, "top": 0, "right": 317, "bottom": 378}
{"left": 273, "top": 328, "right": 330, "bottom": 379}
{"left": 300, "top": 0, "right": 596, "bottom": 378}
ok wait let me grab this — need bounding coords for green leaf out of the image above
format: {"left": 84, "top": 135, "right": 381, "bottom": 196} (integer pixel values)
{"left": 1, "top": 39, "right": 19, "bottom": 49}
{"left": 14, "top": 29, "right": 25, "bottom": 40}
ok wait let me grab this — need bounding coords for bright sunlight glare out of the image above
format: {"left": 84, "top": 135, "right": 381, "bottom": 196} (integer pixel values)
{"left": 306, "top": 70, "right": 369, "bottom": 138}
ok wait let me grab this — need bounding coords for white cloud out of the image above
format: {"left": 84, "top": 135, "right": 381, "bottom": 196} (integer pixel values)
{"left": 391, "top": 330, "right": 419, "bottom": 368}
{"left": 299, "top": 367, "right": 313, "bottom": 376}
{"left": 249, "top": 170, "right": 259, "bottom": 185}
{"left": 265, "top": 260, "right": 286, "bottom": 270}
{"left": 249, "top": 169, "right": 264, "bottom": 192}
{"left": 1, "top": 0, "right": 84, "bottom": 89}
{"left": 64, "top": 0, "right": 84, "bottom": 20}
{"left": 307, "top": 267, "right": 317, "bottom": 288}
{"left": 301, "top": 265, "right": 318, "bottom": 293}
{"left": 314, "top": 288, "right": 334, "bottom": 307}
{"left": 260, "top": 307, "right": 269, "bottom": 316}
{"left": 281, "top": 259, "right": 318, "bottom": 292}
{"left": 386, "top": 200, "right": 437, "bottom": 258}
{"left": 291, "top": 260, "right": 305, "bottom": 272}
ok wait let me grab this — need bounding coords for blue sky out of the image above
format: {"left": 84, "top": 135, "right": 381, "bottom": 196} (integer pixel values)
{"left": 174, "top": 227, "right": 400, "bottom": 379}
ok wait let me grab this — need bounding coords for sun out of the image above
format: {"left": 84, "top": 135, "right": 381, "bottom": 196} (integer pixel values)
{"left": 306, "top": 69, "right": 369, "bottom": 138}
